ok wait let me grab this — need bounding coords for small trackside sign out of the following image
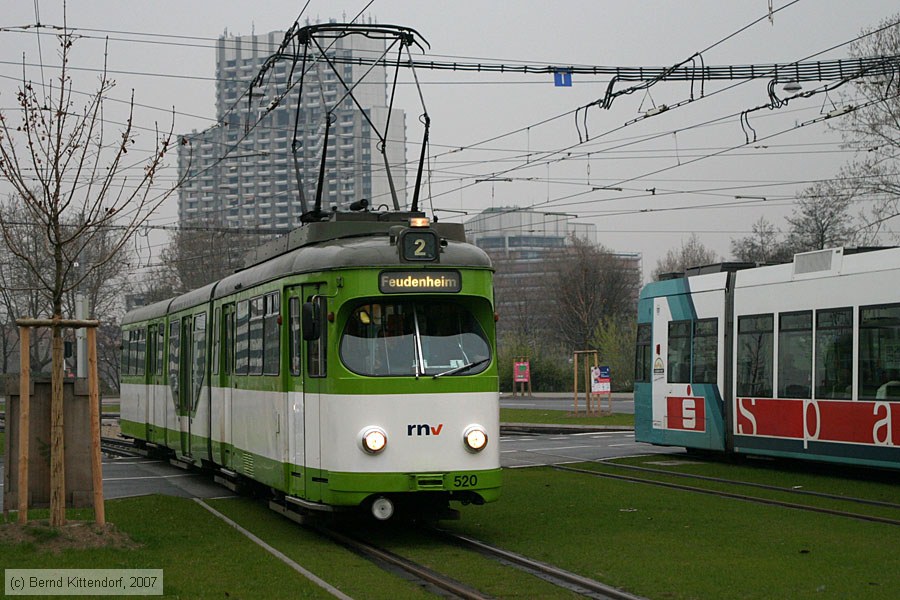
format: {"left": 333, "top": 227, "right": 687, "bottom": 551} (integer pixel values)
{"left": 379, "top": 270, "right": 461, "bottom": 294}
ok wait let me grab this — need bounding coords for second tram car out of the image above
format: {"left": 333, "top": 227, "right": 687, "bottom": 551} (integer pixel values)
{"left": 635, "top": 246, "right": 900, "bottom": 470}
{"left": 120, "top": 211, "right": 501, "bottom": 519}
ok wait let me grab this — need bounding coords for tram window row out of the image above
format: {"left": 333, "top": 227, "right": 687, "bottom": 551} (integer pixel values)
{"left": 635, "top": 302, "right": 900, "bottom": 402}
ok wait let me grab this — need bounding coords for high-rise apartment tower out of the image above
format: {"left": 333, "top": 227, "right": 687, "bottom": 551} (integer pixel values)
{"left": 177, "top": 24, "right": 408, "bottom": 234}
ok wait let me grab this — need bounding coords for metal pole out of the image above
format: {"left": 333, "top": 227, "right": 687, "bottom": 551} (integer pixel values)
{"left": 76, "top": 294, "right": 87, "bottom": 378}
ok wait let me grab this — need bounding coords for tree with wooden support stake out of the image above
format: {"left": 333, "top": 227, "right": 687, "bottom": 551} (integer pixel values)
{"left": 15, "top": 318, "right": 105, "bottom": 526}
{"left": 0, "top": 15, "right": 180, "bottom": 526}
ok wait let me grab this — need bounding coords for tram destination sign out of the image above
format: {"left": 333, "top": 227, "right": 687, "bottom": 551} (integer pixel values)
{"left": 379, "top": 270, "right": 462, "bottom": 293}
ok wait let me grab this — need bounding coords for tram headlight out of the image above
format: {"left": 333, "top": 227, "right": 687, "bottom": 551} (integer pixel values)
{"left": 463, "top": 425, "right": 488, "bottom": 452}
{"left": 360, "top": 426, "right": 388, "bottom": 454}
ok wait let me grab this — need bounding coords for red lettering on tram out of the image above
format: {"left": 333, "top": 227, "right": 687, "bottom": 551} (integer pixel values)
{"left": 734, "top": 398, "right": 898, "bottom": 447}
{"left": 666, "top": 396, "right": 705, "bottom": 432}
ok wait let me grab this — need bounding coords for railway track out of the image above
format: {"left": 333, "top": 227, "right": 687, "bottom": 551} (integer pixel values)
{"left": 100, "top": 436, "right": 143, "bottom": 458}
{"left": 592, "top": 459, "right": 900, "bottom": 511}
{"left": 269, "top": 499, "right": 645, "bottom": 599}
{"left": 314, "top": 524, "right": 489, "bottom": 600}
{"left": 435, "top": 529, "right": 645, "bottom": 600}
{"left": 551, "top": 463, "right": 900, "bottom": 527}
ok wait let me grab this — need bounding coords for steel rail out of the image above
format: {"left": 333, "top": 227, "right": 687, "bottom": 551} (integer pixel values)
{"left": 593, "top": 459, "right": 900, "bottom": 511}
{"left": 311, "top": 525, "right": 490, "bottom": 600}
{"left": 552, "top": 464, "right": 900, "bottom": 527}
{"left": 436, "top": 529, "right": 647, "bottom": 600}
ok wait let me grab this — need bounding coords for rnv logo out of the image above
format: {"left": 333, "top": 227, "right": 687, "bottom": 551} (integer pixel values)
{"left": 407, "top": 423, "right": 444, "bottom": 436}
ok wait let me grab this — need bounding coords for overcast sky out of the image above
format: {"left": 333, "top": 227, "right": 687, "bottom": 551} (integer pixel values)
{"left": 1, "top": 1, "right": 898, "bottom": 280}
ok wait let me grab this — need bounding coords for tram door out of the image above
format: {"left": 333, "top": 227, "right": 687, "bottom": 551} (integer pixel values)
{"left": 146, "top": 324, "right": 162, "bottom": 443}
{"left": 178, "top": 315, "right": 193, "bottom": 459}
{"left": 286, "top": 283, "right": 327, "bottom": 500}
{"left": 218, "top": 304, "right": 235, "bottom": 467}
{"left": 286, "top": 287, "right": 306, "bottom": 498}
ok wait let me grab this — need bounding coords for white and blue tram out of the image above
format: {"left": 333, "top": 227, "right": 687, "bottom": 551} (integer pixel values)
{"left": 635, "top": 247, "right": 900, "bottom": 469}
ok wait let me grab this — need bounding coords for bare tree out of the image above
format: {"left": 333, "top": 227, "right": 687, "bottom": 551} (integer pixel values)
{"left": 157, "top": 219, "right": 261, "bottom": 294}
{"left": 785, "top": 181, "right": 858, "bottom": 252}
{"left": 652, "top": 234, "right": 719, "bottom": 280}
{"left": 730, "top": 217, "right": 794, "bottom": 264}
{"left": 0, "top": 22, "right": 180, "bottom": 525}
{"left": 551, "top": 237, "right": 641, "bottom": 351}
{"left": 830, "top": 14, "right": 900, "bottom": 240}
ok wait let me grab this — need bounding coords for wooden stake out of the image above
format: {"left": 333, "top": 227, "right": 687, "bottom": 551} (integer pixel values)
{"left": 50, "top": 331, "right": 66, "bottom": 526}
{"left": 17, "top": 326, "right": 30, "bottom": 525}
{"left": 87, "top": 327, "right": 105, "bottom": 525}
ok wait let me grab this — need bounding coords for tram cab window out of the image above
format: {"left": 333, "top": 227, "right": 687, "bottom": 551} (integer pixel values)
{"left": 667, "top": 321, "right": 692, "bottom": 383}
{"left": 634, "top": 324, "right": 652, "bottom": 383}
{"left": 692, "top": 319, "right": 718, "bottom": 384}
{"left": 665, "top": 319, "right": 718, "bottom": 385}
{"left": 737, "top": 314, "right": 773, "bottom": 398}
{"left": 340, "top": 300, "right": 490, "bottom": 377}
{"left": 859, "top": 303, "right": 900, "bottom": 400}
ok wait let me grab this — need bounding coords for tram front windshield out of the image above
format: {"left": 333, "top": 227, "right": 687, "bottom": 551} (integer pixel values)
{"left": 340, "top": 301, "right": 491, "bottom": 377}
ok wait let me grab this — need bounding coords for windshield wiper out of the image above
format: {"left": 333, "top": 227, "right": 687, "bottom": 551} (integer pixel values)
{"left": 432, "top": 357, "right": 490, "bottom": 379}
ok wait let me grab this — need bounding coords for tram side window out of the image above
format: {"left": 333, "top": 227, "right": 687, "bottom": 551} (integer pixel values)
{"left": 224, "top": 306, "right": 234, "bottom": 376}
{"left": 212, "top": 308, "right": 220, "bottom": 376}
{"left": 667, "top": 321, "right": 691, "bottom": 383}
{"left": 136, "top": 329, "right": 146, "bottom": 376}
{"left": 121, "top": 332, "right": 130, "bottom": 375}
{"left": 308, "top": 296, "right": 327, "bottom": 377}
{"left": 156, "top": 327, "right": 164, "bottom": 376}
{"left": 778, "top": 311, "right": 812, "bottom": 398}
{"left": 192, "top": 313, "right": 206, "bottom": 411}
{"left": 289, "top": 297, "right": 301, "bottom": 376}
{"left": 859, "top": 303, "right": 900, "bottom": 400}
{"left": 634, "top": 323, "right": 652, "bottom": 383}
{"left": 147, "top": 327, "right": 157, "bottom": 376}
{"left": 168, "top": 321, "right": 180, "bottom": 402}
{"left": 249, "top": 296, "right": 264, "bottom": 375}
{"left": 693, "top": 319, "right": 718, "bottom": 384}
{"left": 263, "top": 291, "right": 280, "bottom": 376}
{"left": 127, "top": 331, "right": 138, "bottom": 375}
{"left": 736, "top": 314, "right": 773, "bottom": 397}
{"left": 235, "top": 300, "right": 249, "bottom": 375}
{"left": 815, "top": 308, "right": 852, "bottom": 399}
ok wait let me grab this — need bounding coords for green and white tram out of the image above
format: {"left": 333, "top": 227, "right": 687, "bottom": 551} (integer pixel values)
{"left": 120, "top": 211, "right": 500, "bottom": 520}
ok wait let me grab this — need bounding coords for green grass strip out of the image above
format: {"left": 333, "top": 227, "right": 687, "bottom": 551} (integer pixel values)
{"left": 501, "top": 407, "right": 634, "bottom": 427}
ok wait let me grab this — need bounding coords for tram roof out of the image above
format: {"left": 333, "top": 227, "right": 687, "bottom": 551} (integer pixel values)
{"left": 123, "top": 211, "right": 491, "bottom": 322}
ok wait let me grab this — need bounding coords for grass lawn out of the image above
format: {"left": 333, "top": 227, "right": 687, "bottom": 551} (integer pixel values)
{"left": 0, "top": 496, "right": 465, "bottom": 599}
{"left": 1, "top": 463, "right": 897, "bottom": 599}
{"left": 448, "top": 464, "right": 900, "bottom": 600}
{"left": 1, "top": 497, "right": 340, "bottom": 599}
{"left": 501, "top": 407, "right": 634, "bottom": 427}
